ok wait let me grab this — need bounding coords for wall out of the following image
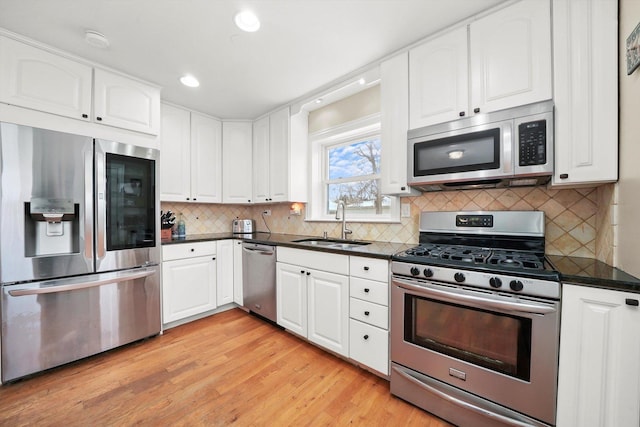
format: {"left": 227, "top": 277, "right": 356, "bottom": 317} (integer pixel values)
{"left": 163, "top": 182, "right": 615, "bottom": 259}
{"left": 307, "top": 85, "right": 380, "bottom": 133}
{"left": 616, "top": 0, "right": 640, "bottom": 277}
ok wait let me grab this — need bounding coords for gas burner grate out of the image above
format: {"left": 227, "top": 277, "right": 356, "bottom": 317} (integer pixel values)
{"left": 487, "top": 251, "right": 544, "bottom": 270}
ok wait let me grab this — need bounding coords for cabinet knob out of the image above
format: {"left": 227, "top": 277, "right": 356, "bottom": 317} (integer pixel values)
{"left": 626, "top": 298, "right": 639, "bottom": 306}
{"left": 212, "top": 257, "right": 216, "bottom": 260}
{"left": 364, "top": 288, "right": 370, "bottom": 293}
{"left": 248, "top": 199, "right": 251, "bottom": 203}
{"left": 363, "top": 335, "right": 369, "bottom": 340}
{"left": 459, "top": 111, "right": 465, "bottom": 117}
{"left": 306, "top": 271, "right": 311, "bottom": 276}
{"left": 559, "top": 173, "right": 569, "bottom": 179}
{"left": 190, "top": 248, "right": 195, "bottom": 252}
{"left": 193, "top": 198, "right": 197, "bottom": 201}
{"left": 473, "top": 107, "right": 480, "bottom": 114}
{"left": 82, "top": 113, "right": 88, "bottom": 118}
{"left": 363, "top": 266, "right": 369, "bottom": 271}
{"left": 96, "top": 116, "right": 103, "bottom": 121}
{"left": 401, "top": 186, "right": 406, "bottom": 191}
{"left": 186, "top": 197, "right": 190, "bottom": 200}
{"left": 364, "top": 311, "right": 370, "bottom": 316}
{"left": 300, "top": 270, "right": 305, "bottom": 274}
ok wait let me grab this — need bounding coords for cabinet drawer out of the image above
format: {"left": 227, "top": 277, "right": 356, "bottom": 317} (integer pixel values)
{"left": 350, "top": 277, "right": 388, "bottom": 306}
{"left": 349, "top": 256, "right": 389, "bottom": 282}
{"left": 162, "top": 241, "right": 217, "bottom": 261}
{"left": 349, "top": 319, "right": 389, "bottom": 375}
{"left": 350, "top": 298, "right": 388, "bottom": 329}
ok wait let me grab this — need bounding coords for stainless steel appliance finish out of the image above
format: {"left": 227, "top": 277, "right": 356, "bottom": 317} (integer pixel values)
{"left": 0, "top": 122, "right": 161, "bottom": 382}
{"left": 233, "top": 218, "right": 254, "bottom": 234}
{"left": 390, "top": 211, "right": 560, "bottom": 426}
{"left": 408, "top": 101, "right": 554, "bottom": 191}
{"left": 242, "top": 242, "right": 276, "bottom": 322}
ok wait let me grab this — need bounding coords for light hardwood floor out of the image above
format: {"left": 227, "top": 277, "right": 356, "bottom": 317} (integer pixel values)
{"left": 0, "top": 308, "right": 453, "bottom": 426}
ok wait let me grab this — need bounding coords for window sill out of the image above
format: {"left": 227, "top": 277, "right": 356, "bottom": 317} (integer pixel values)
{"left": 304, "top": 216, "right": 401, "bottom": 225}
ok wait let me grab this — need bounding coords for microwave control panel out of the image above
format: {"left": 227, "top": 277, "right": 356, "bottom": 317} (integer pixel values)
{"left": 518, "top": 120, "right": 547, "bottom": 166}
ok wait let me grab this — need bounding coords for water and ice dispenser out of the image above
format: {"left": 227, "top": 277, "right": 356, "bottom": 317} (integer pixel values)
{"left": 25, "top": 198, "right": 80, "bottom": 257}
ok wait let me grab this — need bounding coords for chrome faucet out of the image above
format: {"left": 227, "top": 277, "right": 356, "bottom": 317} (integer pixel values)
{"left": 335, "top": 200, "right": 352, "bottom": 240}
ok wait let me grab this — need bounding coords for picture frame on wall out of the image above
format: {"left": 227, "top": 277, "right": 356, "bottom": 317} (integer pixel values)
{"left": 627, "top": 21, "right": 640, "bottom": 75}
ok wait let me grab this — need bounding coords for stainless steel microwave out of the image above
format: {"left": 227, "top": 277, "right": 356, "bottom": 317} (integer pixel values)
{"left": 407, "top": 100, "right": 554, "bottom": 191}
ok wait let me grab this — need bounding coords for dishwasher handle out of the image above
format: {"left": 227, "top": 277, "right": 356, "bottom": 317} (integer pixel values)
{"left": 242, "top": 244, "right": 275, "bottom": 256}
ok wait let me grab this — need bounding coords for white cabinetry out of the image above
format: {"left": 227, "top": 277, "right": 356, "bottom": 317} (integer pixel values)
{"left": 380, "top": 52, "right": 418, "bottom": 196}
{"left": 216, "top": 240, "right": 234, "bottom": 306}
{"left": 222, "top": 121, "right": 253, "bottom": 204}
{"left": 161, "top": 242, "right": 217, "bottom": 325}
{"left": 0, "top": 35, "right": 92, "bottom": 121}
{"left": 0, "top": 35, "right": 161, "bottom": 135}
{"left": 233, "top": 240, "right": 243, "bottom": 305}
{"left": 253, "top": 107, "right": 296, "bottom": 203}
{"left": 408, "top": 0, "right": 552, "bottom": 129}
{"left": 551, "top": 0, "right": 618, "bottom": 186}
{"left": 349, "top": 257, "right": 389, "bottom": 375}
{"left": 557, "top": 284, "right": 640, "bottom": 427}
{"left": 276, "top": 247, "right": 349, "bottom": 357}
{"left": 160, "top": 104, "right": 222, "bottom": 203}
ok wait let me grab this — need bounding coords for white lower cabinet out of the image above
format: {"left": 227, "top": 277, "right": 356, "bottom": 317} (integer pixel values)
{"left": 556, "top": 284, "right": 640, "bottom": 427}
{"left": 162, "top": 242, "right": 217, "bottom": 325}
{"left": 276, "top": 247, "right": 349, "bottom": 357}
{"left": 349, "top": 256, "right": 389, "bottom": 375}
{"left": 216, "top": 239, "right": 234, "bottom": 306}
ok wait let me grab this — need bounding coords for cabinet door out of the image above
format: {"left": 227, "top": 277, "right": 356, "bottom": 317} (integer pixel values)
{"left": 269, "top": 107, "right": 290, "bottom": 202}
{"left": 161, "top": 256, "right": 217, "bottom": 324}
{"left": 93, "top": 68, "right": 161, "bottom": 135}
{"left": 160, "top": 103, "right": 191, "bottom": 202}
{"left": 276, "top": 262, "right": 307, "bottom": 337}
{"left": 216, "top": 240, "right": 234, "bottom": 306}
{"left": 469, "top": 0, "right": 552, "bottom": 114}
{"left": 191, "top": 113, "right": 222, "bottom": 202}
{"left": 222, "top": 121, "right": 253, "bottom": 203}
{"left": 252, "top": 115, "right": 270, "bottom": 203}
{"left": 557, "top": 285, "right": 640, "bottom": 427}
{"left": 408, "top": 27, "right": 468, "bottom": 129}
{"left": 307, "top": 269, "right": 349, "bottom": 357}
{"left": 233, "top": 240, "right": 243, "bottom": 305}
{"left": 551, "top": 0, "right": 618, "bottom": 186}
{"left": 0, "top": 36, "right": 92, "bottom": 121}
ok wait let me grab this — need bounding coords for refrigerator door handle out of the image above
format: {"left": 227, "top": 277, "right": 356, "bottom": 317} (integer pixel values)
{"left": 7, "top": 269, "right": 155, "bottom": 296}
{"left": 84, "top": 150, "right": 94, "bottom": 260}
{"left": 95, "top": 149, "right": 106, "bottom": 259}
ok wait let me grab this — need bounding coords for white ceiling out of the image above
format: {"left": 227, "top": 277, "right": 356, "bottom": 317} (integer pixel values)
{"left": 0, "top": 0, "right": 506, "bottom": 120}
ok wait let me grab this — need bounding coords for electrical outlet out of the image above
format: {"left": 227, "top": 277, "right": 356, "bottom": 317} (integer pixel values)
{"left": 401, "top": 202, "right": 411, "bottom": 218}
{"left": 263, "top": 209, "right": 271, "bottom": 216}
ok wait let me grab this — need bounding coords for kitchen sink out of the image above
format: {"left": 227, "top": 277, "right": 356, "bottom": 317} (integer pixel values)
{"left": 292, "top": 238, "right": 371, "bottom": 249}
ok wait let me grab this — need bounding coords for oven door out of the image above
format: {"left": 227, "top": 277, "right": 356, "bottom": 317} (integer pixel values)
{"left": 391, "top": 275, "right": 559, "bottom": 425}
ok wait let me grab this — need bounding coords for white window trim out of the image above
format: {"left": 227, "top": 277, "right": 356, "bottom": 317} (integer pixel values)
{"left": 307, "top": 113, "right": 400, "bottom": 223}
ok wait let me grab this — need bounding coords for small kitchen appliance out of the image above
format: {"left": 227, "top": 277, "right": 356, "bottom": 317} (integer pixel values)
{"left": 390, "top": 210, "right": 560, "bottom": 427}
{"left": 232, "top": 218, "right": 254, "bottom": 234}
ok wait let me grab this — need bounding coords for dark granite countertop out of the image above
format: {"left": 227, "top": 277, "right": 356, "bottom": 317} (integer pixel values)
{"left": 548, "top": 255, "right": 640, "bottom": 294}
{"left": 162, "top": 232, "right": 414, "bottom": 260}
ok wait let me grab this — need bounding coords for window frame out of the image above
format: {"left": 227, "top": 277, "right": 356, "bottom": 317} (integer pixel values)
{"left": 308, "top": 113, "right": 399, "bottom": 223}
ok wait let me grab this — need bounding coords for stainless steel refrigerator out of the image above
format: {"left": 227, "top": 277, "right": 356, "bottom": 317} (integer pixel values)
{"left": 0, "top": 122, "right": 161, "bottom": 382}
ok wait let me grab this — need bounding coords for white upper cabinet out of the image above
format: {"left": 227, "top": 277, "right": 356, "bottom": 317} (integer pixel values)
{"left": 160, "top": 104, "right": 222, "bottom": 203}
{"left": 381, "top": 52, "right": 419, "bottom": 196}
{"left": 252, "top": 107, "right": 292, "bottom": 203}
{"left": 469, "top": 0, "right": 552, "bottom": 115}
{"left": 409, "top": 27, "right": 468, "bottom": 129}
{"left": 0, "top": 35, "right": 92, "bottom": 121}
{"left": 0, "top": 35, "right": 161, "bottom": 135}
{"left": 222, "top": 121, "right": 253, "bottom": 204}
{"left": 408, "top": 0, "right": 552, "bottom": 129}
{"left": 551, "top": 0, "right": 618, "bottom": 187}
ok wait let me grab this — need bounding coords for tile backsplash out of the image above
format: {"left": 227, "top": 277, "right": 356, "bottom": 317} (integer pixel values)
{"left": 162, "top": 183, "right": 615, "bottom": 262}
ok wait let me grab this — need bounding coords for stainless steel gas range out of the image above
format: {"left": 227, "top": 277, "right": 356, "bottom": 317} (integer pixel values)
{"left": 390, "top": 211, "right": 560, "bottom": 427}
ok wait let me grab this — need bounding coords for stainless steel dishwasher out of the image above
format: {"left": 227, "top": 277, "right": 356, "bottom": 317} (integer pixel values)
{"left": 242, "top": 242, "right": 277, "bottom": 322}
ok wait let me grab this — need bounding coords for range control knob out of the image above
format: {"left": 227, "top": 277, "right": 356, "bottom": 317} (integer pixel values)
{"left": 410, "top": 267, "right": 420, "bottom": 276}
{"left": 423, "top": 268, "right": 434, "bottom": 278}
{"left": 510, "top": 280, "right": 524, "bottom": 292}
{"left": 454, "top": 272, "right": 465, "bottom": 283}
{"left": 489, "top": 277, "right": 502, "bottom": 288}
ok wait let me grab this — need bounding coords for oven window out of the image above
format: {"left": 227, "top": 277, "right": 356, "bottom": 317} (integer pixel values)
{"left": 404, "top": 294, "right": 532, "bottom": 381}
{"left": 413, "top": 128, "right": 500, "bottom": 176}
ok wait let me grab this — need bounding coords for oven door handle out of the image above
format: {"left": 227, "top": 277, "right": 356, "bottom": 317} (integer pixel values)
{"left": 394, "top": 278, "right": 556, "bottom": 315}
{"left": 392, "top": 365, "right": 541, "bottom": 427}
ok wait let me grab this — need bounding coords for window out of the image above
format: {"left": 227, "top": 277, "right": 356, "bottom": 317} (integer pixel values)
{"left": 309, "top": 114, "right": 399, "bottom": 222}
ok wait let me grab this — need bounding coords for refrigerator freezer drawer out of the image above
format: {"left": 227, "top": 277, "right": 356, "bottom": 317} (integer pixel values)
{"left": 0, "top": 266, "right": 161, "bottom": 382}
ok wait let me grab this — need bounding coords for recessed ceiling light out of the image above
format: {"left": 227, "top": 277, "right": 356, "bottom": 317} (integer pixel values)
{"left": 234, "top": 10, "right": 260, "bottom": 32}
{"left": 315, "top": 98, "right": 323, "bottom": 104}
{"left": 358, "top": 78, "right": 366, "bottom": 85}
{"left": 180, "top": 75, "right": 200, "bottom": 88}
{"left": 85, "top": 30, "right": 109, "bottom": 49}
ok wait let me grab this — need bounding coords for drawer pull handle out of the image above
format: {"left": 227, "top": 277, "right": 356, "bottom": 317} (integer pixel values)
{"left": 364, "top": 311, "right": 370, "bottom": 316}
{"left": 190, "top": 248, "right": 195, "bottom": 252}
{"left": 363, "top": 335, "right": 369, "bottom": 340}
{"left": 626, "top": 298, "right": 639, "bottom": 306}
{"left": 364, "top": 288, "right": 370, "bottom": 293}
{"left": 364, "top": 266, "right": 370, "bottom": 271}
